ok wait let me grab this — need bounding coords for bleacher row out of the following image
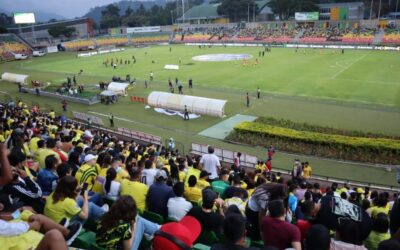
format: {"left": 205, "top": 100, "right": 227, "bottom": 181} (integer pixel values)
{"left": 175, "top": 27, "right": 400, "bottom": 46}
{"left": 0, "top": 34, "right": 32, "bottom": 60}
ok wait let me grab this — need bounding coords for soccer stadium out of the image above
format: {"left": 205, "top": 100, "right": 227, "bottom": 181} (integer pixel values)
{"left": 0, "top": 0, "right": 400, "bottom": 249}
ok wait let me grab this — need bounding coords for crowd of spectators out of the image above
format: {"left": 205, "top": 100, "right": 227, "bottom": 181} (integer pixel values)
{"left": 0, "top": 101, "right": 400, "bottom": 250}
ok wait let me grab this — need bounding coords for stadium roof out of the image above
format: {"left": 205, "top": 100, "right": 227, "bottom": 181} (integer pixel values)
{"left": 177, "top": 0, "right": 271, "bottom": 21}
{"left": 7, "top": 18, "right": 90, "bottom": 33}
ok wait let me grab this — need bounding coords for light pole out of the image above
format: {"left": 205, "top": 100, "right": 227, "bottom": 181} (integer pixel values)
{"left": 171, "top": 10, "right": 174, "bottom": 24}
{"left": 378, "top": 0, "right": 382, "bottom": 20}
{"left": 248, "top": 3, "right": 250, "bottom": 23}
{"left": 396, "top": 0, "right": 399, "bottom": 15}
{"left": 182, "top": 0, "right": 185, "bottom": 24}
{"left": 370, "top": 0, "right": 374, "bottom": 19}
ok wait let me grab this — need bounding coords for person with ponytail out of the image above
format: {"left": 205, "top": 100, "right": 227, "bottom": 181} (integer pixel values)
{"left": 103, "top": 167, "right": 120, "bottom": 201}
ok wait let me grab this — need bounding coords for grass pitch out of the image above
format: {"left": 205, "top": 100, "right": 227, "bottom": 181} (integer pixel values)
{"left": 1, "top": 44, "right": 400, "bottom": 187}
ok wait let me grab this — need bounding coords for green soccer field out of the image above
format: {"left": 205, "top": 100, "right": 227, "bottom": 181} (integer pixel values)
{"left": 21, "top": 45, "right": 400, "bottom": 107}
{"left": 1, "top": 44, "right": 400, "bottom": 187}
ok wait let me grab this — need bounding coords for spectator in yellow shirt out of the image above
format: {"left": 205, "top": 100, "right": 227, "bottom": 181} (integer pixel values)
{"left": 196, "top": 170, "right": 211, "bottom": 190}
{"left": 302, "top": 162, "right": 312, "bottom": 179}
{"left": 75, "top": 154, "right": 98, "bottom": 191}
{"left": 121, "top": 169, "right": 149, "bottom": 212}
{"left": 184, "top": 176, "right": 202, "bottom": 203}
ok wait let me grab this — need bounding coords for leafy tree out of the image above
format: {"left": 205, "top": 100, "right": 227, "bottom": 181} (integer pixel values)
{"left": 267, "top": 0, "right": 318, "bottom": 20}
{"left": 217, "top": 0, "right": 259, "bottom": 22}
{"left": 100, "top": 4, "right": 121, "bottom": 29}
{"left": 48, "top": 25, "right": 76, "bottom": 38}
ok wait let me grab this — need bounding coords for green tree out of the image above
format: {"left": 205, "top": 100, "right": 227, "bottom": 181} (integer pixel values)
{"left": 100, "top": 4, "right": 121, "bottom": 29}
{"left": 217, "top": 0, "right": 259, "bottom": 22}
{"left": 48, "top": 25, "right": 76, "bottom": 38}
{"left": 267, "top": 0, "right": 318, "bottom": 20}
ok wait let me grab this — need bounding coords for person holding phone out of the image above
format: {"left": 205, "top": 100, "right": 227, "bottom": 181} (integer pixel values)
{"left": 44, "top": 176, "right": 108, "bottom": 225}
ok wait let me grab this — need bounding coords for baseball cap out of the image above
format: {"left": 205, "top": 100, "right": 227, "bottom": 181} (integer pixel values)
{"left": 200, "top": 170, "right": 211, "bottom": 178}
{"left": 202, "top": 188, "right": 217, "bottom": 204}
{"left": 155, "top": 169, "right": 168, "bottom": 181}
{"left": 153, "top": 216, "right": 201, "bottom": 250}
{"left": 84, "top": 154, "right": 97, "bottom": 162}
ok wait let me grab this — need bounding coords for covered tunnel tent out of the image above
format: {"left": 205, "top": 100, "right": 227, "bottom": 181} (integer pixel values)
{"left": 148, "top": 91, "right": 227, "bottom": 118}
{"left": 1, "top": 72, "right": 29, "bottom": 84}
{"left": 107, "top": 82, "right": 129, "bottom": 96}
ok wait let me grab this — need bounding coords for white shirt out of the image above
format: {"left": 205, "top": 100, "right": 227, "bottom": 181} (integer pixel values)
{"left": 167, "top": 197, "right": 193, "bottom": 221}
{"left": 200, "top": 153, "right": 220, "bottom": 179}
{"left": 103, "top": 180, "right": 121, "bottom": 200}
{"left": 0, "top": 219, "right": 29, "bottom": 236}
{"left": 141, "top": 168, "right": 158, "bottom": 187}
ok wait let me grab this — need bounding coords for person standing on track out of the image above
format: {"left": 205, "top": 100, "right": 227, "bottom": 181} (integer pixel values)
{"left": 246, "top": 93, "right": 250, "bottom": 107}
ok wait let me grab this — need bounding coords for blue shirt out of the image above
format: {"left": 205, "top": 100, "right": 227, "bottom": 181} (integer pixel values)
{"left": 37, "top": 168, "right": 58, "bottom": 194}
{"left": 288, "top": 193, "right": 298, "bottom": 214}
{"left": 147, "top": 182, "right": 174, "bottom": 217}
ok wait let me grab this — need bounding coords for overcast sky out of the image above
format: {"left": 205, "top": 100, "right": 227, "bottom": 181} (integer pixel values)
{"left": 1, "top": 0, "right": 125, "bottom": 18}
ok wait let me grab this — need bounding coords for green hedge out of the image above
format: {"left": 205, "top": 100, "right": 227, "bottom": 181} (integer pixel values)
{"left": 256, "top": 117, "right": 400, "bottom": 139}
{"left": 229, "top": 122, "right": 400, "bottom": 164}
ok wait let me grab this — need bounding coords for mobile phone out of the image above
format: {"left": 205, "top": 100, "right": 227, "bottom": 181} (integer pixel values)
{"left": 81, "top": 183, "right": 89, "bottom": 196}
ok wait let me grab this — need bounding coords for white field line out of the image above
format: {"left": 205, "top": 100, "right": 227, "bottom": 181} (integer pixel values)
{"left": 330, "top": 54, "right": 367, "bottom": 79}
{"left": 333, "top": 77, "right": 400, "bottom": 86}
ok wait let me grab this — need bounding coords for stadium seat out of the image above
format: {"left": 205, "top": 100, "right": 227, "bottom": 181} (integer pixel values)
{"left": 193, "top": 243, "right": 211, "bottom": 250}
{"left": 196, "top": 230, "right": 220, "bottom": 245}
{"left": 71, "top": 230, "right": 96, "bottom": 249}
{"left": 142, "top": 210, "right": 164, "bottom": 224}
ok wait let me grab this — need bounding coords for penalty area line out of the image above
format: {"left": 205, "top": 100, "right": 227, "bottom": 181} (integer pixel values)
{"left": 330, "top": 54, "right": 366, "bottom": 80}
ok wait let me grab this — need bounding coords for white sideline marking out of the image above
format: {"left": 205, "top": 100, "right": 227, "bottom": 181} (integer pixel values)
{"left": 333, "top": 78, "right": 400, "bottom": 86}
{"left": 330, "top": 55, "right": 366, "bottom": 79}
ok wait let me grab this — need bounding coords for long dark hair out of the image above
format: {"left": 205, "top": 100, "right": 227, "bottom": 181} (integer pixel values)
{"left": 53, "top": 176, "right": 78, "bottom": 203}
{"left": 100, "top": 196, "right": 137, "bottom": 230}
{"left": 104, "top": 167, "right": 117, "bottom": 194}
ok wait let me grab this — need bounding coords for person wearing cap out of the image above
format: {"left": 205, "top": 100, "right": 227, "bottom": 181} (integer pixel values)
{"left": 153, "top": 216, "right": 201, "bottom": 250}
{"left": 211, "top": 168, "right": 230, "bottom": 199}
{"left": 147, "top": 169, "right": 174, "bottom": 218}
{"left": 187, "top": 188, "right": 224, "bottom": 235}
{"left": 197, "top": 170, "right": 211, "bottom": 189}
{"left": 75, "top": 154, "right": 98, "bottom": 191}
{"left": 168, "top": 182, "right": 193, "bottom": 221}
{"left": 200, "top": 146, "right": 221, "bottom": 180}
{"left": 185, "top": 176, "right": 203, "bottom": 203}
{"left": 211, "top": 214, "right": 260, "bottom": 250}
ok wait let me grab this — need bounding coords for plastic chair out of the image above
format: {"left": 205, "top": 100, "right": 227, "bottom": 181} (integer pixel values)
{"left": 196, "top": 230, "right": 219, "bottom": 245}
{"left": 142, "top": 210, "right": 165, "bottom": 224}
{"left": 193, "top": 243, "right": 211, "bottom": 250}
{"left": 165, "top": 217, "right": 178, "bottom": 223}
{"left": 71, "top": 230, "right": 96, "bottom": 249}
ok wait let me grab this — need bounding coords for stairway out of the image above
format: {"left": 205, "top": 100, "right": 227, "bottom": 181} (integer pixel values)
{"left": 372, "top": 29, "right": 385, "bottom": 45}
{"left": 12, "top": 33, "right": 34, "bottom": 51}
{"left": 292, "top": 29, "right": 304, "bottom": 43}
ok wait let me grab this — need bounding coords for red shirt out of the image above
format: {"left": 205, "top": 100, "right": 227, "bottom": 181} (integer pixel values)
{"left": 262, "top": 216, "right": 301, "bottom": 250}
{"left": 296, "top": 219, "right": 312, "bottom": 242}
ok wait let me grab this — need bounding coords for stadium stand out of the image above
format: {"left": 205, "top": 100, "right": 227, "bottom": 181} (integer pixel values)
{"left": 0, "top": 99, "right": 399, "bottom": 250}
{"left": 0, "top": 34, "right": 32, "bottom": 60}
{"left": 131, "top": 32, "right": 171, "bottom": 44}
{"left": 62, "top": 39, "right": 96, "bottom": 51}
{"left": 382, "top": 29, "right": 400, "bottom": 45}
{"left": 95, "top": 36, "right": 129, "bottom": 47}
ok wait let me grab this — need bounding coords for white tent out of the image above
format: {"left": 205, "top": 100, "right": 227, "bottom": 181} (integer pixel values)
{"left": 107, "top": 82, "right": 129, "bottom": 96}
{"left": 148, "top": 91, "right": 227, "bottom": 118}
{"left": 1, "top": 72, "right": 29, "bottom": 84}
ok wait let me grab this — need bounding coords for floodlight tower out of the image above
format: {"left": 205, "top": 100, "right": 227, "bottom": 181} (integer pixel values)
{"left": 182, "top": 0, "right": 185, "bottom": 24}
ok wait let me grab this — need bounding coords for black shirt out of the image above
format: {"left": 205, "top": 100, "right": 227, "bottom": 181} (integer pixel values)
{"left": 187, "top": 207, "right": 224, "bottom": 234}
